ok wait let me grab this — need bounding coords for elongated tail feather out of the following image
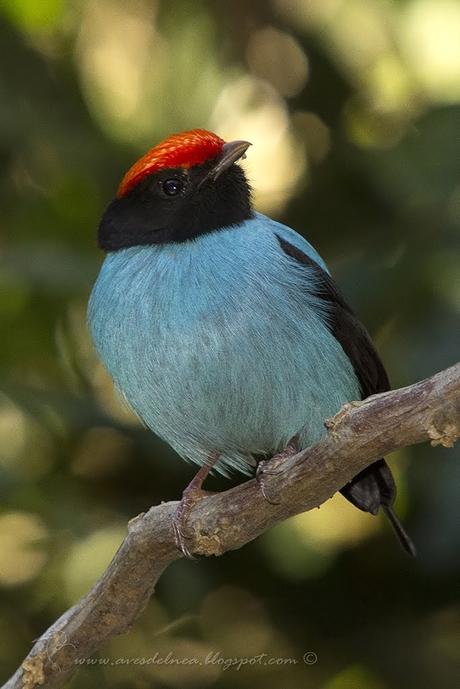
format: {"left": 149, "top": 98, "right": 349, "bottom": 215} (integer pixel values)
{"left": 383, "top": 505, "right": 417, "bottom": 557}
{"left": 341, "top": 459, "right": 416, "bottom": 556}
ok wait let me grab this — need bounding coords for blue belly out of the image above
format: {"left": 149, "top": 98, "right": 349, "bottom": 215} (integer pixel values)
{"left": 88, "top": 215, "right": 360, "bottom": 475}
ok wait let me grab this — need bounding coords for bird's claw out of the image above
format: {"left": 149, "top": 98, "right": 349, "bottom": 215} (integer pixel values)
{"left": 172, "top": 454, "right": 220, "bottom": 558}
{"left": 173, "top": 521, "right": 193, "bottom": 559}
{"left": 172, "top": 493, "right": 203, "bottom": 559}
{"left": 256, "top": 459, "right": 283, "bottom": 504}
{"left": 256, "top": 437, "right": 299, "bottom": 505}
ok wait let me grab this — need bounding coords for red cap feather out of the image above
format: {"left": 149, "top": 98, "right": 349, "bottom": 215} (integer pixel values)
{"left": 117, "top": 129, "right": 225, "bottom": 198}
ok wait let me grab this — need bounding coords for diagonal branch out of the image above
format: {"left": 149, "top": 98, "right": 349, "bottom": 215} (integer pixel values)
{"left": 3, "top": 363, "right": 460, "bottom": 689}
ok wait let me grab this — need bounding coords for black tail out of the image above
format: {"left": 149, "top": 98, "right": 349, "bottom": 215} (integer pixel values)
{"left": 340, "top": 459, "right": 416, "bottom": 557}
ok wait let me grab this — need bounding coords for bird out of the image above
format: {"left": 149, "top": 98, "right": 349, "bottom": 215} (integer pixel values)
{"left": 88, "top": 128, "right": 415, "bottom": 558}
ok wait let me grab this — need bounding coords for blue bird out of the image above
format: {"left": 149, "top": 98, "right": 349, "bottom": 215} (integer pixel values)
{"left": 88, "top": 129, "right": 415, "bottom": 557}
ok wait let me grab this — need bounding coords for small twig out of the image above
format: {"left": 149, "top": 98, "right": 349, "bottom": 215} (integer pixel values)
{"left": 3, "top": 363, "right": 459, "bottom": 689}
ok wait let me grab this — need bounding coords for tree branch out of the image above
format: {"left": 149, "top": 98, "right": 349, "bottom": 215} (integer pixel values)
{"left": 4, "top": 363, "right": 460, "bottom": 689}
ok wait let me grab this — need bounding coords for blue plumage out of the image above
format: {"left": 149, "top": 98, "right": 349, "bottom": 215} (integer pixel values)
{"left": 88, "top": 212, "right": 361, "bottom": 475}
{"left": 88, "top": 129, "right": 416, "bottom": 557}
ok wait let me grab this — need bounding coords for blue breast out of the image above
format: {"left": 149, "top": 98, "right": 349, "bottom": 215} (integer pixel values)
{"left": 88, "top": 213, "right": 360, "bottom": 475}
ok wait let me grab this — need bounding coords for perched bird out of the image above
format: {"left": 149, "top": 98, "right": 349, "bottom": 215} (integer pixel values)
{"left": 88, "top": 128, "right": 415, "bottom": 557}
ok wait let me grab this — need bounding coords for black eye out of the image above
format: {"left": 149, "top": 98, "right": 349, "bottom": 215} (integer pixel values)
{"left": 161, "top": 178, "right": 183, "bottom": 196}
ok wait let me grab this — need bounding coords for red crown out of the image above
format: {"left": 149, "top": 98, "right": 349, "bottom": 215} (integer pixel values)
{"left": 117, "top": 129, "right": 225, "bottom": 198}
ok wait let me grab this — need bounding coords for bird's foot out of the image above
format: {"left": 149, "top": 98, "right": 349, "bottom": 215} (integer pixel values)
{"left": 256, "top": 436, "right": 299, "bottom": 505}
{"left": 173, "top": 487, "right": 207, "bottom": 560}
{"left": 173, "top": 453, "right": 220, "bottom": 559}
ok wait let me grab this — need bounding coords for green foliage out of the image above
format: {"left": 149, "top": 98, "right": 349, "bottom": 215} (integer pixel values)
{"left": 0, "top": 2, "right": 459, "bottom": 688}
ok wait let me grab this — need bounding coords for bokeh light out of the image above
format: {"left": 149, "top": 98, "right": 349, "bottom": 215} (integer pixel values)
{"left": 0, "top": 1, "right": 458, "bottom": 687}
{"left": 0, "top": 511, "right": 48, "bottom": 586}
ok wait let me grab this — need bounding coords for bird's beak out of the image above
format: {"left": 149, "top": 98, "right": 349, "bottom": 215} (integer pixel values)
{"left": 200, "top": 140, "right": 252, "bottom": 187}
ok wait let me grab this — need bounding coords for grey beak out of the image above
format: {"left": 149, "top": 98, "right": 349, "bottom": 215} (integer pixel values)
{"left": 200, "top": 140, "right": 252, "bottom": 187}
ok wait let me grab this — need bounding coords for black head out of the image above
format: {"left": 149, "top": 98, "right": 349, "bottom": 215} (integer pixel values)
{"left": 98, "top": 134, "right": 253, "bottom": 250}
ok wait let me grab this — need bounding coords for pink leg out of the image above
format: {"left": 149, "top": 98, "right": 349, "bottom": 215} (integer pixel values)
{"left": 173, "top": 452, "right": 220, "bottom": 558}
{"left": 256, "top": 435, "right": 299, "bottom": 505}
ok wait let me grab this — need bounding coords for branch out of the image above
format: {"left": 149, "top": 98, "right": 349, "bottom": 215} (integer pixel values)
{"left": 4, "top": 364, "right": 460, "bottom": 689}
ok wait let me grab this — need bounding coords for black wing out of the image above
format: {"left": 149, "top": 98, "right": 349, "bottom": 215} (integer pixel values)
{"left": 277, "top": 235, "right": 415, "bottom": 556}
{"left": 276, "top": 235, "right": 390, "bottom": 398}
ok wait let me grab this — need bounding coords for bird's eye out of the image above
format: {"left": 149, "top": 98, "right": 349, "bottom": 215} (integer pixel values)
{"left": 161, "top": 178, "right": 183, "bottom": 196}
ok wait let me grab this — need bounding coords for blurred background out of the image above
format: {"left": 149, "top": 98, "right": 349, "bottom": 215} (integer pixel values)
{"left": 0, "top": 1, "right": 459, "bottom": 687}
